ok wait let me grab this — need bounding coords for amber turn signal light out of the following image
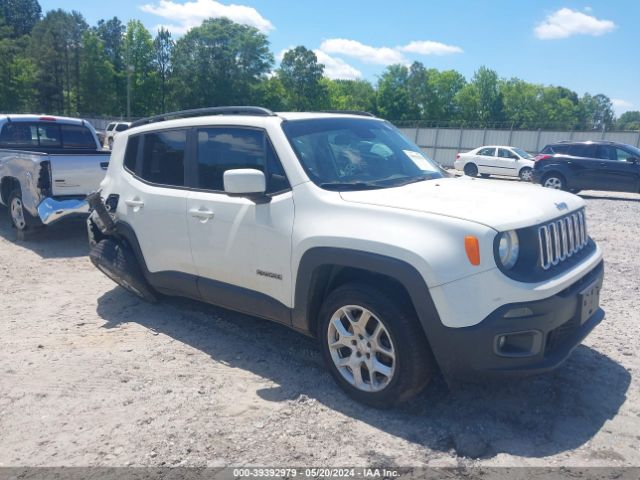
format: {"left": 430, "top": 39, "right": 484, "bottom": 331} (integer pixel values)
{"left": 465, "top": 236, "right": 481, "bottom": 266}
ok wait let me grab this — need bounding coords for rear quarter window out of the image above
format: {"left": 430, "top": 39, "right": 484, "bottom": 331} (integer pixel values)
{"left": 123, "top": 136, "right": 140, "bottom": 172}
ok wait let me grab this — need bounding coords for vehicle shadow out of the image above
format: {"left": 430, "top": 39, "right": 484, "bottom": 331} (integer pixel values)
{"left": 579, "top": 193, "right": 640, "bottom": 203}
{"left": 97, "top": 287, "right": 630, "bottom": 460}
{"left": 0, "top": 209, "right": 89, "bottom": 258}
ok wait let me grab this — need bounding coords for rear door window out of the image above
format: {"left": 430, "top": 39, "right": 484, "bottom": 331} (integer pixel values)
{"left": 568, "top": 144, "right": 596, "bottom": 158}
{"left": 140, "top": 129, "right": 187, "bottom": 187}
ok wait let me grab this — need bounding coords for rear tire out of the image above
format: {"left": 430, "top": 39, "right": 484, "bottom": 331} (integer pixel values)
{"left": 317, "top": 283, "right": 433, "bottom": 408}
{"left": 542, "top": 173, "right": 566, "bottom": 190}
{"left": 463, "top": 163, "right": 478, "bottom": 177}
{"left": 8, "top": 188, "right": 43, "bottom": 238}
{"left": 90, "top": 238, "right": 158, "bottom": 303}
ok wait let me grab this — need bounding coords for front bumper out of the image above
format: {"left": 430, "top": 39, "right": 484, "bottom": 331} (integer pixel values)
{"left": 37, "top": 197, "right": 89, "bottom": 225}
{"left": 431, "top": 261, "right": 604, "bottom": 381}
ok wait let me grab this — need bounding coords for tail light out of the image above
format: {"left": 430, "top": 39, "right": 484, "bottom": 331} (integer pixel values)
{"left": 37, "top": 160, "right": 52, "bottom": 195}
{"left": 456, "top": 154, "right": 460, "bottom": 160}
{"left": 535, "top": 154, "right": 552, "bottom": 162}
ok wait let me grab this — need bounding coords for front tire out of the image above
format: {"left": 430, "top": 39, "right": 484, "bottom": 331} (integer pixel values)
{"left": 90, "top": 238, "right": 158, "bottom": 303}
{"left": 463, "top": 163, "right": 478, "bottom": 177}
{"left": 519, "top": 167, "right": 533, "bottom": 182}
{"left": 317, "top": 283, "right": 433, "bottom": 408}
{"left": 542, "top": 173, "right": 566, "bottom": 190}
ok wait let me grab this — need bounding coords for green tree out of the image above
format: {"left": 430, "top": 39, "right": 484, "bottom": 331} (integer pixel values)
{"left": 580, "top": 93, "right": 614, "bottom": 130}
{"left": 30, "top": 9, "right": 88, "bottom": 114}
{"left": 1, "top": 0, "right": 41, "bottom": 38}
{"left": 616, "top": 111, "right": 640, "bottom": 131}
{"left": 96, "top": 17, "right": 126, "bottom": 114}
{"left": 325, "top": 78, "right": 376, "bottom": 112}
{"left": 124, "top": 20, "right": 157, "bottom": 116}
{"left": 153, "top": 27, "right": 173, "bottom": 112}
{"left": 278, "top": 46, "right": 327, "bottom": 110}
{"left": 376, "top": 64, "right": 411, "bottom": 120}
{"left": 501, "top": 78, "right": 544, "bottom": 128}
{"left": 472, "top": 66, "right": 504, "bottom": 125}
{"left": 79, "top": 31, "right": 116, "bottom": 114}
{"left": 254, "top": 76, "right": 288, "bottom": 111}
{"left": 0, "top": 16, "right": 36, "bottom": 111}
{"left": 428, "top": 69, "right": 466, "bottom": 121}
{"left": 539, "top": 86, "right": 582, "bottom": 129}
{"left": 170, "top": 18, "right": 272, "bottom": 110}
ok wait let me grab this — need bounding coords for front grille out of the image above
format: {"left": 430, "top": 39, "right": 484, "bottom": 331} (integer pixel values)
{"left": 537, "top": 210, "right": 588, "bottom": 270}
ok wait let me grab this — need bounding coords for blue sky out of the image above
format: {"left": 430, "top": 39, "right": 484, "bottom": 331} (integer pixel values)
{"left": 40, "top": 0, "right": 640, "bottom": 116}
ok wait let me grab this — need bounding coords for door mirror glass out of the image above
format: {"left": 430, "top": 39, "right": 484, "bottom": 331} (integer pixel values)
{"left": 627, "top": 156, "right": 640, "bottom": 164}
{"left": 223, "top": 169, "right": 266, "bottom": 195}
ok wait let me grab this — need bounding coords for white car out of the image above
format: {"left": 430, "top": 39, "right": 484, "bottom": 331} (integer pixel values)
{"left": 103, "top": 121, "right": 131, "bottom": 150}
{"left": 454, "top": 145, "right": 535, "bottom": 181}
{"left": 80, "top": 108, "right": 604, "bottom": 407}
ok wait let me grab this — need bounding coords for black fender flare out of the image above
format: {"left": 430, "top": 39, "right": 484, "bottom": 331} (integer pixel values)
{"left": 293, "top": 247, "right": 444, "bottom": 338}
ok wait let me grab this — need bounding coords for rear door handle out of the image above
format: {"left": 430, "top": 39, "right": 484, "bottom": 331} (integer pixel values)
{"left": 189, "top": 208, "right": 215, "bottom": 219}
{"left": 125, "top": 199, "right": 145, "bottom": 208}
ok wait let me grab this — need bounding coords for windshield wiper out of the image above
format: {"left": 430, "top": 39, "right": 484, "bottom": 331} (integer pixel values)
{"left": 318, "top": 181, "right": 384, "bottom": 191}
{"left": 384, "top": 174, "right": 436, "bottom": 187}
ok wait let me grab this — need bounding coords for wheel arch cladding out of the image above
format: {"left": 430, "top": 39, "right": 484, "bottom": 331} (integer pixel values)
{"left": 293, "top": 247, "right": 444, "bottom": 356}
{"left": 1, "top": 176, "right": 20, "bottom": 204}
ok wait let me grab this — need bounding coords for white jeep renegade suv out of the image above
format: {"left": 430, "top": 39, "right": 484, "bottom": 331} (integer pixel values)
{"left": 86, "top": 107, "right": 604, "bottom": 407}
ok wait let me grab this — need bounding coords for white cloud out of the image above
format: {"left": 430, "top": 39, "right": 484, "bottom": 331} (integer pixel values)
{"left": 612, "top": 98, "right": 634, "bottom": 115}
{"left": 313, "top": 50, "right": 362, "bottom": 80}
{"left": 398, "top": 40, "right": 463, "bottom": 55}
{"left": 534, "top": 8, "right": 615, "bottom": 40}
{"left": 320, "top": 38, "right": 407, "bottom": 65}
{"left": 319, "top": 38, "right": 463, "bottom": 66}
{"left": 140, "top": 0, "right": 274, "bottom": 35}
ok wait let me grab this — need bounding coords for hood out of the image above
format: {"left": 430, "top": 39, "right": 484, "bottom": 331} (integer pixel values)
{"left": 339, "top": 176, "right": 585, "bottom": 231}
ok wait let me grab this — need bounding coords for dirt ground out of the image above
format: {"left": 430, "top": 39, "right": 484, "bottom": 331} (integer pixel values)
{"left": 0, "top": 188, "right": 639, "bottom": 468}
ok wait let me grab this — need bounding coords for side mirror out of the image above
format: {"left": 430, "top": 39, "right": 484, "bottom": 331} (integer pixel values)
{"left": 627, "top": 156, "right": 639, "bottom": 164}
{"left": 223, "top": 168, "right": 266, "bottom": 197}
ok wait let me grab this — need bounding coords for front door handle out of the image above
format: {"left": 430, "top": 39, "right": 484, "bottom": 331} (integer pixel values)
{"left": 189, "top": 208, "right": 215, "bottom": 220}
{"left": 125, "top": 199, "right": 145, "bottom": 208}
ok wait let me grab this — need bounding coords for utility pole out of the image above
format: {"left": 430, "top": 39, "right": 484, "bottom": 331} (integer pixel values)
{"left": 126, "top": 65, "right": 134, "bottom": 119}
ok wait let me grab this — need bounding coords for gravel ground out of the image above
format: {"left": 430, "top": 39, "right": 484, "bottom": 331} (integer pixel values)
{"left": 0, "top": 188, "right": 638, "bottom": 468}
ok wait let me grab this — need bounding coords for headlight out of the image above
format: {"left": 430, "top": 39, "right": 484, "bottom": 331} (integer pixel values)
{"left": 497, "top": 230, "right": 519, "bottom": 269}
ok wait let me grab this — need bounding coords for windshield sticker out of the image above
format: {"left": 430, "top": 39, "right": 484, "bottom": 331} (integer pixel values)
{"left": 404, "top": 150, "right": 438, "bottom": 172}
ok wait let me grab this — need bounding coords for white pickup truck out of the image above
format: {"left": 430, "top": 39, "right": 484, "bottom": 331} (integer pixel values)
{"left": 0, "top": 114, "right": 110, "bottom": 237}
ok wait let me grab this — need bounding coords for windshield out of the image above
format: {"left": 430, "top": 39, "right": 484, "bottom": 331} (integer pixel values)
{"left": 625, "top": 144, "right": 640, "bottom": 157}
{"left": 282, "top": 118, "right": 444, "bottom": 190}
{"left": 512, "top": 147, "right": 533, "bottom": 159}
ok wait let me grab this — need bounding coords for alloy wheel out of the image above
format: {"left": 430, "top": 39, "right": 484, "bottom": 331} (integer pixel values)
{"left": 543, "top": 176, "right": 563, "bottom": 189}
{"left": 327, "top": 305, "right": 396, "bottom": 392}
{"left": 10, "top": 197, "right": 26, "bottom": 230}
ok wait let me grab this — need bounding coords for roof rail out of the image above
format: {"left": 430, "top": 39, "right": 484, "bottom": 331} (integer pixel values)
{"left": 130, "top": 106, "right": 277, "bottom": 128}
{"left": 319, "top": 110, "right": 377, "bottom": 118}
